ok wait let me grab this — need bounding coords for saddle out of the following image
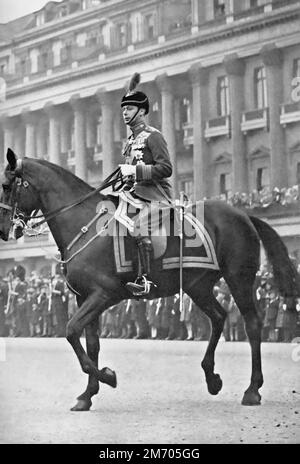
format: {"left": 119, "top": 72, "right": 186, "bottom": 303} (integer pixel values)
{"left": 111, "top": 196, "right": 219, "bottom": 275}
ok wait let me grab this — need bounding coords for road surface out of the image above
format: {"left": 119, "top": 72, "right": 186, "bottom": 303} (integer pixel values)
{"left": 0, "top": 338, "right": 299, "bottom": 444}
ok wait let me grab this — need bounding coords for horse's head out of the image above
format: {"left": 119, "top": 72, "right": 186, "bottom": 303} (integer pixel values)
{"left": 0, "top": 149, "right": 41, "bottom": 241}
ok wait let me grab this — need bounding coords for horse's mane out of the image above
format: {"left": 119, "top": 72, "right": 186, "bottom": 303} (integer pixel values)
{"left": 26, "top": 158, "right": 95, "bottom": 194}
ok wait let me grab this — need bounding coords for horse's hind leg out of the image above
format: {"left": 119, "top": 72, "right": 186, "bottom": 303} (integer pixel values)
{"left": 71, "top": 317, "right": 100, "bottom": 411}
{"left": 226, "top": 275, "right": 263, "bottom": 406}
{"left": 187, "top": 285, "right": 227, "bottom": 396}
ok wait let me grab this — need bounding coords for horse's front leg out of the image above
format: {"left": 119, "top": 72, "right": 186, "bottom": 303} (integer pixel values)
{"left": 66, "top": 291, "right": 117, "bottom": 411}
{"left": 71, "top": 317, "right": 100, "bottom": 411}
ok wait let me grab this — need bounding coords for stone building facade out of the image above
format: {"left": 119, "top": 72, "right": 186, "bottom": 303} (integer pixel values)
{"left": 0, "top": 0, "right": 299, "bottom": 275}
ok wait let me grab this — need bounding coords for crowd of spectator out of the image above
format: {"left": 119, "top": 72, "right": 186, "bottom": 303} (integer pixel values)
{"left": 0, "top": 265, "right": 76, "bottom": 338}
{"left": 1, "top": 264, "right": 299, "bottom": 342}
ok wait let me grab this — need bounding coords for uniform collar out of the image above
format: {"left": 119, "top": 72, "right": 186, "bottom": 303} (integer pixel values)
{"left": 130, "top": 121, "right": 146, "bottom": 137}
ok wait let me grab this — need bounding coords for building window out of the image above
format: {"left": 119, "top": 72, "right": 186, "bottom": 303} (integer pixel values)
{"left": 116, "top": 23, "right": 127, "bottom": 48}
{"left": 180, "top": 98, "right": 192, "bottom": 125}
{"left": 217, "top": 76, "right": 230, "bottom": 116}
{"left": 144, "top": 13, "right": 155, "bottom": 40}
{"left": 96, "top": 115, "right": 102, "bottom": 146}
{"left": 254, "top": 67, "right": 267, "bottom": 109}
{"left": 58, "top": 6, "right": 68, "bottom": 18}
{"left": 219, "top": 173, "right": 231, "bottom": 195}
{"left": 36, "top": 12, "right": 45, "bottom": 26}
{"left": 0, "top": 63, "right": 6, "bottom": 75}
{"left": 61, "top": 43, "right": 72, "bottom": 63}
{"left": 180, "top": 179, "right": 194, "bottom": 198}
{"left": 256, "top": 167, "right": 269, "bottom": 191}
{"left": 20, "top": 59, "right": 27, "bottom": 75}
{"left": 250, "top": 0, "right": 258, "bottom": 8}
{"left": 41, "top": 52, "right": 48, "bottom": 71}
{"left": 214, "top": 0, "right": 226, "bottom": 17}
{"left": 292, "top": 58, "right": 300, "bottom": 78}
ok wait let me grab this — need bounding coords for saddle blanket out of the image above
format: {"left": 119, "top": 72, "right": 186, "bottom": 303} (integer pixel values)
{"left": 112, "top": 192, "right": 219, "bottom": 274}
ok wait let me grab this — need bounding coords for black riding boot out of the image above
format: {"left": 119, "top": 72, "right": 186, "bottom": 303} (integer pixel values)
{"left": 126, "top": 236, "right": 156, "bottom": 296}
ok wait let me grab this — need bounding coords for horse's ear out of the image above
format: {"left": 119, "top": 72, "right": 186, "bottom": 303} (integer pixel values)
{"left": 6, "top": 148, "right": 17, "bottom": 170}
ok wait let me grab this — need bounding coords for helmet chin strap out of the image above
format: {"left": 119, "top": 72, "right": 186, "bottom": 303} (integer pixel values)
{"left": 127, "top": 107, "right": 140, "bottom": 126}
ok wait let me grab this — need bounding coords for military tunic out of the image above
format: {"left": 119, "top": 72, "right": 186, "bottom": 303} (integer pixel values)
{"left": 122, "top": 122, "right": 173, "bottom": 202}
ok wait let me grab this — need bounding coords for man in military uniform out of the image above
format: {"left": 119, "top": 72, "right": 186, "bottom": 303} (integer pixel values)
{"left": 119, "top": 73, "right": 173, "bottom": 296}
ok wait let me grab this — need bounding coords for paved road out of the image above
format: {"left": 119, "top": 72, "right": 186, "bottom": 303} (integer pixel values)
{"left": 0, "top": 338, "right": 299, "bottom": 444}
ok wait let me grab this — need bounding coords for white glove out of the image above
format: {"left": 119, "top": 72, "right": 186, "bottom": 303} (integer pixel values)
{"left": 119, "top": 164, "right": 136, "bottom": 177}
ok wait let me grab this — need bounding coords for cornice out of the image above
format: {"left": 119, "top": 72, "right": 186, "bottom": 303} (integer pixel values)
{"left": 4, "top": 8, "right": 300, "bottom": 102}
{"left": 0, "top": 0, "right": 156, "bottom": 50}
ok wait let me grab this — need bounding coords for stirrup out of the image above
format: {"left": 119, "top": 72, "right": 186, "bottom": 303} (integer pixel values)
{"left": 125, "top": 275, "right": 157, "bottom": 297}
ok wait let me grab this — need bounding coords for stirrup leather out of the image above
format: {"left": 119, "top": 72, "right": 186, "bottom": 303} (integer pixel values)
{"left": 126, "top": 275, "right": 157, "bottom": 296}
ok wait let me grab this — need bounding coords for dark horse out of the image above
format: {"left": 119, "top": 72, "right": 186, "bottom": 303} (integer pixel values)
{"left": 0, "top": 149, "right": 299, "bottom": 411}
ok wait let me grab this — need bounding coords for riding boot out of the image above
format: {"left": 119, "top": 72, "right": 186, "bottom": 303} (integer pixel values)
{"left": 126, "top": 236, "right": 156, "bottom": 296}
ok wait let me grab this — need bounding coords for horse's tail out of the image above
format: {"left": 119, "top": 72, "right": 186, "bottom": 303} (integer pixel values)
{"left": 249, "top": 215, "right": 300, "bottom": 297}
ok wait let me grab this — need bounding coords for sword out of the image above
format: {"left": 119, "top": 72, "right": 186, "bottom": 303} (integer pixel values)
{"left": 178, "top": 191, "right": 185, "bottom": 314}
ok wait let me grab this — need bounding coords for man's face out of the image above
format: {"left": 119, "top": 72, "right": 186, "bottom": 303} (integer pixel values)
{"left": 122, "top": 105, "right": 142, "bottom": 125}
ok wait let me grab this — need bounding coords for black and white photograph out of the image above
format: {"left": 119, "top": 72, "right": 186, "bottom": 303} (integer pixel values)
{"left": 0, "top": 0, "right": 299, "bottom": 446}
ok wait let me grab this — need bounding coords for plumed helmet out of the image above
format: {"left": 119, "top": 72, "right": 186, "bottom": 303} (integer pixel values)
{"left": 121, "top": 73, "right": 149, "bottom": 114}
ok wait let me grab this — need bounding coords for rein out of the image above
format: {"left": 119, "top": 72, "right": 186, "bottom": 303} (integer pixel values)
{"left": 0, "top": 163, "right": 123, "bottom": 229}
{"left": 26, "top": 166, "right": 123, "bottom": 229}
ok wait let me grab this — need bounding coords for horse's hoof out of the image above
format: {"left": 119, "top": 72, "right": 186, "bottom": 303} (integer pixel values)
{"left": 98, "top": 367, "right": 117, "bottom": 388}
{"left": 70, "top": 399, "right": 92, "bottom": 411}
{"left": 207, "top": 373, "right": 223, "bottom": 395}
{"left": 241, "top": 391, "right": 261, "bottom": 406}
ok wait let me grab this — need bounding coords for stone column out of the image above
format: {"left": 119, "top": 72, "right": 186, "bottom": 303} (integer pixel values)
{"left": 261, "top": 44, "right": 287, "bottom": 188}
{"left": 224, "top": 53, "right": 247, "bottom": 193}
{"left": 155, "top": 74, "right": 178, "bottom": 197}
{"left": 36, "top": 115, "right": 48, "bottom": 159}
{"left": 14, "top": 118, "right": 25, "bottom": 157}
{"left": 44, "top": 103, "right": 61, "bottom": 165}
{"left": 86, "top": 105, "right": 97, "bottom": 149}
{"left": 22, "top": 110, "right": 38, "bottom": 158}
{"left": 191, "top": 0, "right": 206, "bottom": 33}
{"left": 70, "top": 95, "right": 87, "bottom": 180}
{"left": 60, "top": 109, "right": 72, "bottom": 154}
{"left": 96, "top": 90, "right": 115, "bottom": 180}
{"left": 2, "top": 116, "right": 15, "bottom": 160}
{"left": 188, "top": 64, "right": 209, "bottom": 199}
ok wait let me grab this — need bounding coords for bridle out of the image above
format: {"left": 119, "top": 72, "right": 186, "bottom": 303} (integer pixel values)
{"left": 0, "top": 159, "right": 124, "bottom": 235}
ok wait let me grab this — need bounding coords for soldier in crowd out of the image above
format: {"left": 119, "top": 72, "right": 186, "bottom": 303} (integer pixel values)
{"left": 12, "top": 266, "right": 28, "bottom": 337}
{"left": 263, "top": 289, "right": 279, "bottom": 342}
{"left": 166, "top": 294, "right": 181, "bottom": 340}
{"left": 38, "top": 283, "right": 52, "bottom": 337}
{"left": 146, "top": 298, "right": 162, "bottom": 339}
{"left": 180, "top": 293, "right": 194, "bottom": 341}
{"left": 0, "top": 276, "right": 8, "bottom": 336}
{"left": 51, "top": 271, "right": 67, "bottom": 337}
{"left": 215, "top": 281, "right": 231, "bottom": 341}
{"left": 0, "top": 264, "right": 299, "bottom": 342}
{"left": 117, "top": 300, "right": 130, "bottom": 339}
{"left": 227, "top": 296, "right": 240, "bottom": 342}
{"left": 25, "top": 287, "right": 40, "bottom": 337}
{"left": 282, "top": 296, "right": 298, "bottom": 342}
{"left": 121, "top": 299, "right": 137, "bottom": 339}
{"left": 132, "top": 299, "right": 149, "bottom": 339}
{"left": 160, "top": 297, "right": 173, "bottom": 340}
